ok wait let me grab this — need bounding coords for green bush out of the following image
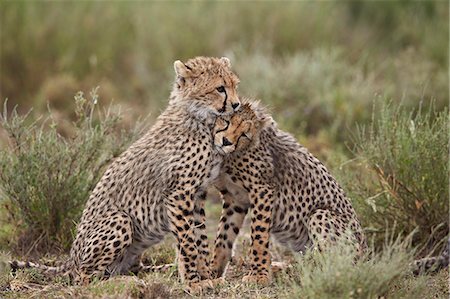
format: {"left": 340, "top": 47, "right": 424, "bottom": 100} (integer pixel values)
{"left": 234, "top": 47, "right": 447, "bottom": 142}
{"left": 1, "top": 2, "right": 447, "bottom": 123}
{"left": 280, "top": 236, "right": 429, "bottom": 299}
{"left": 0, "top": 89, "right": 144, "bottom": 254}
{"left": 338, "top": 101, "right": 448, "bottom": 252}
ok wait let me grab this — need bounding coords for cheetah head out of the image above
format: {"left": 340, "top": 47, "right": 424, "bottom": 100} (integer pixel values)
{"left": 213, "top": 99, "right": 268, "bottom": 155}
{"left": 171, "top": 56, "right": 240, "bottom": 117}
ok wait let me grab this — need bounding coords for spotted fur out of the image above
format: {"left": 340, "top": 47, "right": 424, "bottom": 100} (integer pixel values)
{"left": 412, "top": 238, "right": 449, "bottom": 275}
{"left": 10, "top": 56, "right": 240, "bottom": 292}
{"left": 210, "top": 98, "right": 367, "bottom": 284}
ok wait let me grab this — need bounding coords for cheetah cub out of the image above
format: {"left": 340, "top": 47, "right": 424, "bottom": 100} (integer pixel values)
{"left": 210, "top": 98, "right": 367, "bottom": 285}
{"left": 10, "top": 57, "right": 240, "bottom": 292}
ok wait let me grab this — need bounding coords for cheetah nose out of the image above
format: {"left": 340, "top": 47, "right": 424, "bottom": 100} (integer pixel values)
{"left": 222, "top": 137, "right": 232, "bottom": 146}
{"left": 232, "top": 102, "right": 240, "bottom": 110}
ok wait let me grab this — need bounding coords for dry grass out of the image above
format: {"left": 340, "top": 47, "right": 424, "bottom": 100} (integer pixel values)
{"left": 0, "top": 234, "right": 448, "bottom": 298}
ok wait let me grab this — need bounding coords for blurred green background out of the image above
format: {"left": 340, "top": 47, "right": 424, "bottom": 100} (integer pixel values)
{"left": 1, "top": 1, "right": 448, "bottom": 140}
{"left": 0, "top": 1, "right": 448, "bottom": 257}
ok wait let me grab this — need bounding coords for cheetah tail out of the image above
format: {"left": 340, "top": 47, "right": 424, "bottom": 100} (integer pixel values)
{"left": 411, "top": 238, "right": 449, "bottom": 275}
{"left": 9, "top": 259, "right": 72, "bottom": 276}
{"left": 140, "top": 263, "right": 176, "bottom": 273}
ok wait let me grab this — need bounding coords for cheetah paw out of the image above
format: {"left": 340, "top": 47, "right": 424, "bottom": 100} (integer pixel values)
{"left": 271, "top": 261, "right": 290, "bottom": 273}
{"left": 210, "top": 277, "right": 226, "bottom": 287}
{"left": 198, "top": 269, "right": 213, "bottom": 280}
{"left": 187, "top": 279, "right": 214, "bottom": 294}
{"left": 242, "top": 273, "right": 271, "bottom": 285}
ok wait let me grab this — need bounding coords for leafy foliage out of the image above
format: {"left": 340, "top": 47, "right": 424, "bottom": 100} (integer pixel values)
{"left": 279, "top": 236, "right": 430, "bottom": 299}
{"left": 1, "top": 2, "right": 447, "bottom": 138}
{"left": 0, "top": 89, "right": 145, "bottom": 254}
{"left": 339, "top": 101, "right": 448, "bottom": 252}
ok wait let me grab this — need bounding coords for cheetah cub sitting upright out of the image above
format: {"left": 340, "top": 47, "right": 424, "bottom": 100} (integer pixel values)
{"left": 10, "top": 57, "right": 240, "bottom": 292}
{"left": 210, "top": 98, "right": 367, "bottom": 284}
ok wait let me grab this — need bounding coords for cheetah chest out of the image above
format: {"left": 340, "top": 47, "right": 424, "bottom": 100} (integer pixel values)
{"left": 202, "top": 154, "right": 223, "bottom": 189}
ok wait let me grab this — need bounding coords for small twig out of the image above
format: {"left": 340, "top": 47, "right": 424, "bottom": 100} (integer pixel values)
{"left": 24, "top": 232, "right": 46, "bottom": 258}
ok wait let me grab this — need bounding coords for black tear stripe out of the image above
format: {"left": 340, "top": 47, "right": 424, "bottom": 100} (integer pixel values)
{"left": 215, "top": 121, "right": 229, "bottom": 134}
{"left": 218, "top": 90, "right": 228, "bottom": 113}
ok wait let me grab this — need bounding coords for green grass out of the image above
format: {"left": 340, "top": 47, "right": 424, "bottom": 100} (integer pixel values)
{"left": 333, "top": 101, "right": 449, "bottom": 253}
{"left": 279, "top": 235, "right": 423, "bottom": 299}
{"left": 0, "top": 89, "right": 145, "bottom": 255}
{"left": 1, "top": 2, "right": 448, "bottom": 139}
{"left": 0, "top": 235, "right": 448, "bottom": 299}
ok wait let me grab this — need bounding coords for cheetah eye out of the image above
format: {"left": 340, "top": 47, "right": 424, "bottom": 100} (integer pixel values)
{"left": 215, "top": 119, "right": 230, "bottom": 133}
{"left": 216, "top": 86, "right": 225, "bottom": 93}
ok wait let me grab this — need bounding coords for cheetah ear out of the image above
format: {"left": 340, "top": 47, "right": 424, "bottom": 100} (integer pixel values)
{"left": 220, "top": 57, "right": 231, "bottom": 68}
{"left": 174, "top": 60, "right": 192, "bottom": 88}
{"left": 243, "top": 120, "right": 253, "bottom": 130}
{"left": 259, "top": 115, "right": 273, "bottom": 130}
{"left": 173, "top": 60, "right": 192, "bottom": 78}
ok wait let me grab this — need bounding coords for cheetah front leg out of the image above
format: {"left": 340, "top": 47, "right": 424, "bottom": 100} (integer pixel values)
{"left": 193, "top": 190, "right": 212, "bottom": 280}
{"left": 211, "top": 189, "right": 248, "bottom": 278}
{"left": 242, "top": 186, "right": 274, "bottom": 285}
{"left": 166, "top": 189, "right": 214, "bottom": 293}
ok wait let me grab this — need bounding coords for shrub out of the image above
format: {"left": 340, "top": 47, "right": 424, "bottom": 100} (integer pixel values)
{"left": 338, "top": 100, "right": 448, "bottom": 252}
{"left": 1, "top": 2, "right": 447, "bottom": 120}
{"left": 279, "top": 235, "right": 429, "bottom": 299}
{"left": 234, "top": 48, "right": 448, "bottom": 142}
{"left": 0, "top": 89, "right": 145, "bottom": 255}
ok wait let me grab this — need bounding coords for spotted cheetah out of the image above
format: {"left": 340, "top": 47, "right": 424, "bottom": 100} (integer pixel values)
{"left": 210, "top": 98, "right": 367, "bottom": 284}
{"left": 10, "top": 56, "right": 240, "bottom": 292}
{"left": 412, "top": 238, "right": 449, "bottom": 275}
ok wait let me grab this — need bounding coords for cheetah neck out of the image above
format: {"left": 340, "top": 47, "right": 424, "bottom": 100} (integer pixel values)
{"left": 169, "top": 94, "right": 219, "bottom": 127}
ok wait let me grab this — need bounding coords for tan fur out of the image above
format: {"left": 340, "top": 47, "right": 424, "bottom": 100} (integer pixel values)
{"left": 10, "top": 57, "right": 240, "bottom": 292}
{"left": 210, "top": 98, "right": 367, "bottom": 284}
